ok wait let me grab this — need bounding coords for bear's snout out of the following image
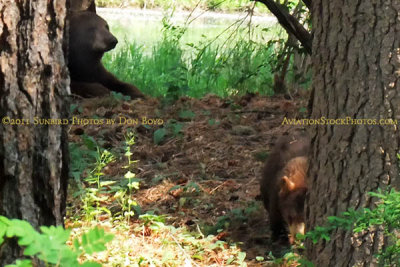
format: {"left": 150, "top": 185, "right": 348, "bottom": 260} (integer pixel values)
{"left": 101, "top": 34, "right": 118, "bottom": 52}
{"left": 107, "top": 35, "right": 118, "bottom": 50}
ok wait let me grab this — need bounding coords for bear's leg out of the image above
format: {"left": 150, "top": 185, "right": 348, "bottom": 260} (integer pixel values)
{"left": 98, "top": 66, "right": 144, "bottom": 99}
{"left": 71, "top": 80, "right": 110, "bottom": 97}
{"left": 268, "top": 203, "right": 289, "bottom": 242}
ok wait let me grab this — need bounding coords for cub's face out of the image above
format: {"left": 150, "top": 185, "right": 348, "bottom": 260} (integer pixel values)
{"left": 278, "top": 156, "right": 308, "bottom": 244}
{"left": 279, "top": 187, "right": 306, "bottom": 244}
{"left": 69, "top": 11, "right": 118, "bottom": 54}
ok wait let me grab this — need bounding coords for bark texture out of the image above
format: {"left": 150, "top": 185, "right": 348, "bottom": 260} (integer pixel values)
{"left": 0, "top": 0, "right": 69, "bottom": 264}
{"left": 307, "top": 1, "right": 400, "bottom": 266}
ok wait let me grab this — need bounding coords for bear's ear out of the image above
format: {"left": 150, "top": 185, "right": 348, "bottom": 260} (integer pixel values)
{"left": 282, "top": 176, "right": 296, "bottom": 191}
{"left": 70, "top": 0, "right": 96, "bottom": 13}
{"left": 82, "top": 0, "right": 96, "bottom": 13}
{"left": 87, "top": 0, "right": 96, "bottom": 13}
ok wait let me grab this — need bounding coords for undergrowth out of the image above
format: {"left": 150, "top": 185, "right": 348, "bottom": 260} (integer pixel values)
{"left": 302, "top": 187, "right": 400, "bottom": 267}
{"left": 102, "top": 13, "right": 290, "bottom": 98}
{"left": 65, "top": 127, "right": 253, "bottom": 266}
{"left": 96, "top": 0, "right": 270, "bottom": 14}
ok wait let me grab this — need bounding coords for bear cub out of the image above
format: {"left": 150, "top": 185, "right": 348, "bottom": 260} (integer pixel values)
{"left": 68, "top": 10, "right": 144, "bottom": 98}
{"left": 260, "top": 131, "right": 310, "bottom": 244}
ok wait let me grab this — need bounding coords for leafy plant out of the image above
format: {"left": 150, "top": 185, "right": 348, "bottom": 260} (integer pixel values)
{"left": 178, "top": 110, "right": 196, "bottom": 120}
{"left": 0, "top": 216, "right": 113, "bottom": 267}
{"left": 139, "top": 213, "right": 167, "bottom": 232}
{"left": 153, "top": 120, "right": 184, "bottom": 145}
{"left": 119, "top": 131, "right": 140, "bottom": 222}
{"left": 304, "top": 187, "right": 400, "bottom": 266}
{"left": 81, "top": 148, "right": 115, "bottom": 221}
{"left": 267, "top": 251, "right": 313, "bottom": 267}
{"left": 69, "top": 135, "right": 100, "bottom": 186}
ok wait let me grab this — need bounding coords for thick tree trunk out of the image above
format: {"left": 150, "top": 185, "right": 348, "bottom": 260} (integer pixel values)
{"left": 307, "top": 1, "right": 400, "bottom": 266}
{"left": 0, "top": 0, "right": 69, "bottom": 265}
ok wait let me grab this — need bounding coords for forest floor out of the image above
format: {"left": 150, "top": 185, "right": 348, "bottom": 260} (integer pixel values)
{"left": 66, "top": 92, "right": 309, "bottom": 266}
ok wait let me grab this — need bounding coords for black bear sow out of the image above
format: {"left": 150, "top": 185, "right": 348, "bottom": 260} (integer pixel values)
{"left": 68, "top": 11, "right": 144, "bottom": 98}
{"left": 260, "top": 131, "right": 310, "bottom": 244}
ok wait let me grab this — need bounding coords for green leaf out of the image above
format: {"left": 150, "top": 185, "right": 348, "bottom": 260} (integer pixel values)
{"left": 299, "top": 107, "right": 307, "bottom": 113}
{"left": 82, "top": 135, "right": 97, "bottom": 151}
{"left": 178, "top": 110, "right": 195, "bottom": 120}
{"left": 153, "top": 128, "right": 167, "bottom": 145}
{"left": 237, "top": 251, "right": 246, "bottom": 262}
{"left": 128, "top": 181, "right": 140, "bottom": 190}
{"left": 73, "top": 238, "right": 80, "bottom": 252}
{"left": 100, "top": 181, "right": 117, "bottom": 187}
{"left": 5, "top": 259, "right": 32, "bottom": 267}
{"left": 40, "top": 225, "right": 71, "bottom": 245}
{"left": 80, "top": 227, "right": 114, "bottom": 255}
{"left": 124, "top": 171, "right": 136, "bottom": 179}
{"left": 226, "top": 257, "right": 235, "bottom": 264}
{"left": 256, "top": 256, "right": 264, "bottom": 261}
{"left": 168, "top": 185, "right": 182, "bottom": 192}
{"left": 170, "top": 123, "right": 183, "bottom": 136}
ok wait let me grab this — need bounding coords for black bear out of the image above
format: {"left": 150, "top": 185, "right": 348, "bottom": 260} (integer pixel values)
{"left": 260, "top": 131, "right": 310, "bottom": 244}
{"left": 68, "top": 10, "right": 144, "bottom": 98}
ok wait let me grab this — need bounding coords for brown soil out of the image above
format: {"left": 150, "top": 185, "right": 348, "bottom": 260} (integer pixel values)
{"left": 67, "top": 93, "right": 309, "bottom": 266}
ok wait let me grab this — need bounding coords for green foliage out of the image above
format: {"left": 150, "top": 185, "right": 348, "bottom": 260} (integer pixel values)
{"left": 267, "top": 251, "right": 314, "bottom": 267}
{"left": 110, "top": 91, "right": 131, "bottom": 101}
{"left": 153, "top": 128, "right": 167, "bottom": 145}
{"left": 69, "top": 135, "right": 99, "bottom": 185}
{"left": 102, "top": 15, "right": 283, "bottom": 99}
{"left": 253, "top": 150, "right": 269, "bottom": 162}
{"left": 86, "top": 149, "right": 115, "bottom": 188}
{"left": 169, "top": 181, "right": 202, "bottom": 195}
{"left": 139, "top": 213, "right": 167, "bottom": 231}
{"left": 178, "top": 110, "right": 196, "bottom": 120}
{"left": 96, "top": 0, "right": 269, "bottom": 13}
{"left": 118, "top": 131, "right": 140, "bottom": 222}
{"left": 80, "top": 148, "right": 115, "bottom": 221}
{"left": 69, "top": 131, "right": 141, "bottom": 224}
{"left": 153, "top": 120, "right": 184, "bottom": 145}
{"left": 202, "top": 204, "right": 258, "bottom": 235}
{"left": 304, "top": 188, "right": 400, "bottom": 266}
{"left": 0, "top": 216, "right": 112, "bottom": 267}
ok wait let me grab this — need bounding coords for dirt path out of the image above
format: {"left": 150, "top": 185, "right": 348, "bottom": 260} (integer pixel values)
{"left": 68, "top": 93, "right": 308, "bottom": 265}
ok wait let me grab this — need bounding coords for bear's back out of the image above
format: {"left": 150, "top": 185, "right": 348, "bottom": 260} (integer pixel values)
{"left": 261, "top": 131, "right": 310, "bottom": 192}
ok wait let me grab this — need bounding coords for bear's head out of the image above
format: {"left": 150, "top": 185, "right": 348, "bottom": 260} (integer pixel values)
{"left": 278, "top": 156, "right": 308, "bottom": 244}
{"left": 69, "top": 11, "right": 118, "bottom": 57}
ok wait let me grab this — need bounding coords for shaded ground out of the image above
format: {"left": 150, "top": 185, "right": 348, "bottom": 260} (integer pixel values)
{"left": 67, "top": 92, "right": 309, "bottom": 266}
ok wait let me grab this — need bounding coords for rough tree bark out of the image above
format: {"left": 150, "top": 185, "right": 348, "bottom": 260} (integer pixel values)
{"left": 0, "top": 0, "right": 69, "bottom": 265}
{"left": 307, "top": 1, "right": 400, "bottom": 266}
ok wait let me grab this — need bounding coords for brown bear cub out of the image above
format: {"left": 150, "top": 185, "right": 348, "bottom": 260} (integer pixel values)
{"left": 260, "top": 131, "right": 310, "bottom": 244}
{"left": 68, "top": 10, "right": 144, "bottom": 98}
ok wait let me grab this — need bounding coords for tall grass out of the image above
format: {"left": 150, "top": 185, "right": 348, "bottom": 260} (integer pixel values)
{"left": 103, "top": 20, "right": 284, "bottom": 98}
{"left": 96, "top": 0, "right": 270, "bottom": 14}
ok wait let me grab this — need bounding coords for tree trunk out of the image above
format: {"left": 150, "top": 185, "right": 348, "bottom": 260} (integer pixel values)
{"left": 0, "top": 0, "right": 69, "bottom": 265}
{"left": 307, "top": 1, "right": 400, "bottom": 266}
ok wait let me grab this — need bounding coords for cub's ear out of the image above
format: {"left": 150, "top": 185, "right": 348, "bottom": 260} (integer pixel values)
{"left": 281, "top": 176, "right": 296, "bottom": 191}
